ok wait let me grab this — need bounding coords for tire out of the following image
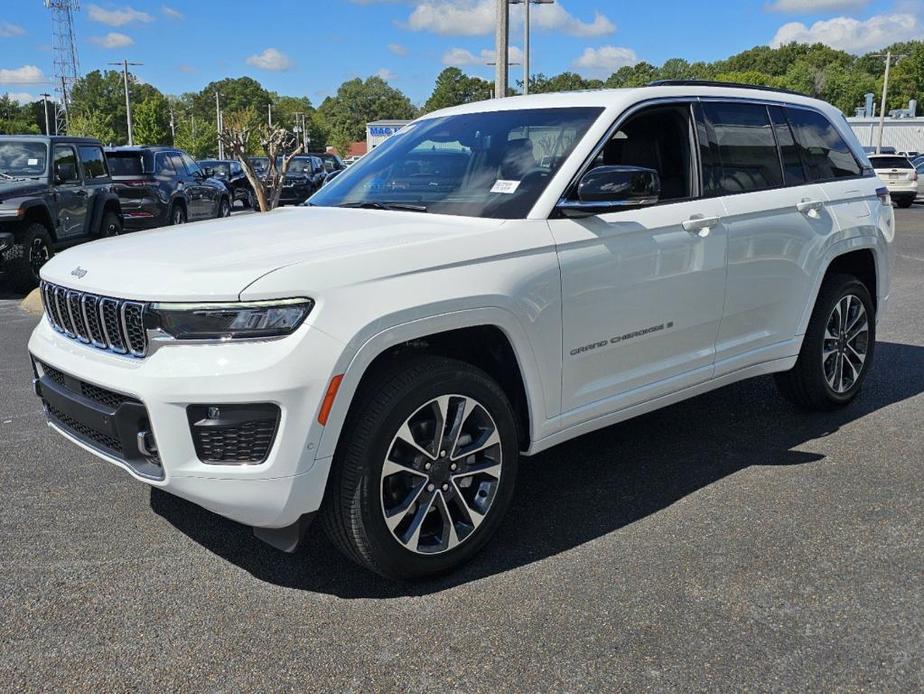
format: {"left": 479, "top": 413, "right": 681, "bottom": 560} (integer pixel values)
{"left": 321, "top": 355, "right": 519, "bottom": 580}
{"left": 99, "top": 210, "right": 122, "bottom": 237}
{"left": 243, "top": 190, "right": 255, "bottom": 209}
{"left": 3, "top": 223, "right": 53, "bottom": 291}
{"left": 896, "top": 196, "right": 915, "bottom": 209}
{"left": 217, "top": 197, "right": 231, "bottom": 219}
{"left": 774, "top": 274, "right": 875, "bottom": 410}
{"left": 169, "top": 203, "right": 186, "bottom": 225}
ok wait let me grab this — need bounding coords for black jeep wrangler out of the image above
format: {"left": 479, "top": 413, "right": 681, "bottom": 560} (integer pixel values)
{"left": 0, "top": 136, "right": 123, "bottom": 290}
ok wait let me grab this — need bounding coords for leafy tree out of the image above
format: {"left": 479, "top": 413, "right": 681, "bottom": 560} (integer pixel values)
{"left": 191, "top": 77, "right": 274, "bottom": 124}
{"left": 528, "top": 72, "right": 602, "bottom": 94}
{"left": 424, "top": 67, "right": 492, "bottom": 112}
{"left": 605, "top": 62, "right": 659, "bottom": 88}
{"left": 174, "top": 118, "right": 218, "bottom": 159}
{"left": 68, "top": 109, "right": 118, "bottom": 144}
{"left": 318, "top": 76, "right": 416, "bottom": 144}
{"left": 133, "top": 95, "right": 171, "bottom": 145}
{"left": 70, "top": 69, "right": 165, "bottom": 144}
{"left": 0, "top": 95, "right": 42, "bottom": 135}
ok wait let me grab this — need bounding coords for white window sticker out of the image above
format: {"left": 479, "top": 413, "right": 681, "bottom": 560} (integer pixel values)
{"left": 28, "top": 158, "right": 38, "bottom": 165}
{"left": 491, "top": 179, "right": 520, "bottom": 194}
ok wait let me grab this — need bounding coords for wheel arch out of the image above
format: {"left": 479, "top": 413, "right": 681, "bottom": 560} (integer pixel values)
{"left": 797, "top": 241, "right": 881, "bottom": 336}
{"left": 19, "top": 202, "right": 56, "bottom": 241}
{"left": 314, "top": 309, "right": 544, "bottom": 462}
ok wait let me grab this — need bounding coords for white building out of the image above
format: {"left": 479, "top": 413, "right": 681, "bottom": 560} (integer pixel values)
{"left": 366, "top": 120, "right": 411, "bottom": 151}
{"left": 847, "top": 117, "right": 924, "bottom": 154}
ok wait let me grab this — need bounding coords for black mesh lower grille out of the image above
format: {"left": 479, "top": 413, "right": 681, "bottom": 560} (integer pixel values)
{"left": 47, "top": 403, "right": 123, "bottom": 453}
{"left": 195, "top": 420, "right": 277, "bottom": 463}
{"left": 39, "top": 362, "right": 133, "bottom": 409}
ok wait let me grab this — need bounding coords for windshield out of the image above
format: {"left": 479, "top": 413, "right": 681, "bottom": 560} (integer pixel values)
{"left": 869, "top": 156, "right": 913, "bottom": 169}
{"left": 310, "top": 107, "right": 602, "bottom": 219}
{"left": 0, "top": 141, "right": 48, "bottom": 178}
{"left": 107, "top": 152, "right": 144, "bottom": 176}
{"left": 285, "top": 157, "right": 313, "bottom": 175}
{"left": 201, "top": 161, "right": 230, "bottom": 178}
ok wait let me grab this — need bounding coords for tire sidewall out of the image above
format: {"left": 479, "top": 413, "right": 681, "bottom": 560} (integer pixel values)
{"left": 101, "top": 211, "right": 122, "bottom": 237}
{"left": 171, "top": 204, "right": 186, "bottom": 225}
{"left": 351, "top": 366, "right": 519, "bottom": 579}
{"left": 805, "top": 277, "right": 876, "bottom": 405}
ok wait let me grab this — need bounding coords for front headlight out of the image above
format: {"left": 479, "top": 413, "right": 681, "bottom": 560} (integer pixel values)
{"left": 145, "top": 298, "right": 313, "bottom": 340}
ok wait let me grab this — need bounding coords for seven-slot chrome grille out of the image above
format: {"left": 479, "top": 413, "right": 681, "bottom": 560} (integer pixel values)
{"left": 40, "top": 281, "right": 148, "bottom": 357}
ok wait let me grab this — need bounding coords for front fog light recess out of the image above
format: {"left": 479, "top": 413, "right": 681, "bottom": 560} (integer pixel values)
{"left": 146, "top": 298, "right": 313, "bottom": 340}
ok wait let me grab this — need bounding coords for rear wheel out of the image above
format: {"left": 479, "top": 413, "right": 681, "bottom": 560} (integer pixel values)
{"left": 169, "top": 203, "right": 186, "bottom": 225}
{"left": 896, "top": 196, "right": 915, "bottom": 209}
{"left": 775, "top": 274, "right": 875, "bottom": 410}
{"left": 321, "top": 356, "right": 519, "bottom": 580}
{"left": 3, "top": 223, "right": 53, "bottom": 291}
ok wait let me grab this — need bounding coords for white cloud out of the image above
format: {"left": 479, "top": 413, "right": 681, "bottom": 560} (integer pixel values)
{"left": 572, "top": 45, "right": 639, "bottom": 78}
{"left": 90, "top": 31, "right": 134, "bottom": 48}
{"left": 0, "top": 65, "right": 45, "bottom": 85}
{"left": 162, "top": 6, "right": 183, "bottom": 20}
{"left": 4, "top": 91, "right": 35, "bottom": 104}
{"left": 405, "top": 0, "right": 614, "bottom": 37}
{"left": 765, "top": 0, "right": 869, "bottom": 11}
{"left": 375, "top": 67, "right": 398, "bottom": 81}
{"left": 0, "top": 22, "right": 26, "bottom": 38}
{"left": 388, "top": 42, "right": 408, "bottom": 56}
{"left": 87, "top": 4, "right": 154, "bottom": 26}
{"left": 771, "top": 12, "right": 923, "bottom": 53}
{"left": 245, "top": 48, "right": 294, "bottom": 71}
{"left": 177, "top": 63, "right": 195, "bottom": 73}
{"left": 442, "top": 46, "right": 524, "bottom": 66}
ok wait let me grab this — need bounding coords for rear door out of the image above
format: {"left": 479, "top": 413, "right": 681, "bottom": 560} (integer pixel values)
{"left": 180, "top": 152, "right": 215, "bottom": 218}
{"left": 77, "top": 144, "right": 110, "bottom": 235}
{"left": 51, "top": 143, "right": 87, "bottom": 238}
{"left": 699, "top": 101, "right": 835, "bottom": 375}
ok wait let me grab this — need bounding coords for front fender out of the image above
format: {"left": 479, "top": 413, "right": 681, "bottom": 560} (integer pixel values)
{"left": 313, "top": 306, "right": 553, "bottom": 462}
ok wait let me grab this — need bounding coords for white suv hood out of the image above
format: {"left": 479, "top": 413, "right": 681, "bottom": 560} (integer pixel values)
{"left": 40, "top": 206, "right": 505, "bottom": 301}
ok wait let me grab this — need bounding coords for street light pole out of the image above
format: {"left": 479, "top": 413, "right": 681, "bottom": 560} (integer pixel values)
{"left": 215, "top": 91, "right": 224, "bottom": 159}
{"left": 109, "top": 59, "right": 142, "bottom": 146}
{"left": 39, "top": 92, "right": 51, "bottom": 135}
{"left": 509, "top": 0, "right": 553, "bottom": 96}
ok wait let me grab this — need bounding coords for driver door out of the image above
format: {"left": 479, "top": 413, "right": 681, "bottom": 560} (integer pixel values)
{"left": 549, "top": 101, "right": 728, "bottom": 427}
{"left": 52, "top": 144, "right": 87, "bottom": 238}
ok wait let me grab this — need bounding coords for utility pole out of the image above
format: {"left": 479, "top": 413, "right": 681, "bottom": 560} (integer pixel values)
{"left": 494, "top": 0, "right": 509, "bottom": 98}
{"left": 215, "top": 91, "right": 224, "bottom": 159}
{"left": 267, "top": 103, "right": 273, "bottom": 128}
{"left": 39, "top": 92, "right": 52, "bottom": 135}
{"left": 169, "top": 107, "right": 176, "bottom": 144}
{"left": 872, "top": 50, "right": 907, "bottom": 154}
{"left": 109, "top": 59, "right": 142, "bottom": 145}
{"left": 509, "top": 0, "right": 554, "bottom": 95}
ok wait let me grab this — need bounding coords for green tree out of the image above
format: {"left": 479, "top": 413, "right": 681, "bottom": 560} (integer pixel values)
{"left": 133, "top": 95, "right": 171, "bottom": 145}
{"left": 529, "top": 71, "right": 602, "bottom": 93}
{"left": 70, "top": 69, "right": 165, "bottom": 144}
{"left": 191, "top": 76, "right": 274, "bottom": 124}
{"left": 605, "top": 62, "right": 659, "bottom": 88}
{"left": 68, "top": 109, "right": 118, "bottom": 144}
{"left": 174, "top": 118, "right": 218, "bottom": 159}
{"left": 0, "top": 95, "right": 41, "bottom": 134}
{"left": 424, "top": 67, "right": 492, "bottom": 112}
{"left": 318, "top": 76, "right": 417, "bottom": 144}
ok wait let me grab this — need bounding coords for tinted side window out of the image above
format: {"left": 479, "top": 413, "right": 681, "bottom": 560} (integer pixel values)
{"left": 230, "top": 161, "right": 242, "bottom": 176}
{"left": 168, "top": 153, "right": 186, "bottom": 175}
{"left": 180, "top": 152, "right": 201, "bottom": 176}
{"left": 768, "top": 106, "right": 806, "bottom": 187}
{"left": 78, "top": 146, "right": 108, "bottom": 179}
{"left": 702, "top": 102, "right": 783, "bottom": 194}
{"left": 53, "top": 145, "right": 79, "bottom": 183}
{"left": 155, "top": 152, "right": 175, "bottom": 176}
{"left": 786, "top": 107, "right": 863, "bottom": 181}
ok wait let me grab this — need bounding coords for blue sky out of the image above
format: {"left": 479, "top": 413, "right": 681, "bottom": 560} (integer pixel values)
{"left": 1, "top": 0, "right": 921, "bottom": 107}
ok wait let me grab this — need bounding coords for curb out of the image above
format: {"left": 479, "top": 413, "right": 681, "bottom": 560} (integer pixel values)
{"left": 20, "top": 288, "right": 43, "bottom": 314}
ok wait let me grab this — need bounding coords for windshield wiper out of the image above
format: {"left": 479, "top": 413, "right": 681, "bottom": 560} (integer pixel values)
{"left": 337, "top": 201, "right": 428, "bottom": 213}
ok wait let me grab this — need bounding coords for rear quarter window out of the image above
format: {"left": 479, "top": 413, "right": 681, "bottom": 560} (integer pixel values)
{"left": 786, "top": 108, "right": 864, "bottom": 181}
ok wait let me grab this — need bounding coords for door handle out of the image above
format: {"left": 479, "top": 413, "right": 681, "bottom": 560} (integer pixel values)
{"left": 796, "top": 199, "right": 824, "bottom": 214}
{"left": 682, "top": 215, "right": 721, "bottom": 236}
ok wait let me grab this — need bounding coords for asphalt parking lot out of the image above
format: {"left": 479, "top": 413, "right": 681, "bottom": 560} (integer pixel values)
{"left": 2, "top": 210, "right": 923, "bottom": 691}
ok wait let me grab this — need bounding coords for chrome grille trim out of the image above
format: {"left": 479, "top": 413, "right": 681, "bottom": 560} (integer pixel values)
{"left": 39, "top": 281, "right": 148, "bottom": 358}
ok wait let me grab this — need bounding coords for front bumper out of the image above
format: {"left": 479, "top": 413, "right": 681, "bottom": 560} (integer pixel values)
{"left": 28, "top": 315, "right": 345, "bottom": 528}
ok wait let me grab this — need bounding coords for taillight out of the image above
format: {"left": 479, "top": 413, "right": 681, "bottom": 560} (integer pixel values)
{"left": 913, "top": 170, "right": 919, "bottom": 181}
{"left": 876, "top": 186, "right": 891, "bottom": 205}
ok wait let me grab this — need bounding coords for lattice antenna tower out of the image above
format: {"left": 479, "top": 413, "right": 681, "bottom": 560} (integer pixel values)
{"left": 44, "top": 0, "right": 81, "bottom": 134}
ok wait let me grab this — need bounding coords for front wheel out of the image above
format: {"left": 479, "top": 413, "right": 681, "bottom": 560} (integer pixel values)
{"left": 217, "top": 197, "right": 231, "bottom": 218}
{"left": 169, "top": 203, "right": 186, "bottom": 226}
{"left": 99, "top": 210, "right": 122, "bottom": 237}
{"left": 3, "top": 223, "right": 53, "bottom": 291}
{"left": 775, "top": 274, "right": 875, "bottom": 410}
{"left": 321, "top": 356, "right": 519, "bottom": 580}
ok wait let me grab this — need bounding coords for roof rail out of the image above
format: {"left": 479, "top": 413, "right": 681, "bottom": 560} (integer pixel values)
{"left": 647, "top": 79, "right": 808, "bottom": 98}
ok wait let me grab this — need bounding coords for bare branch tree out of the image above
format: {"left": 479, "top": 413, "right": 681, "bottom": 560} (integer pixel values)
{"left": 218, "top": 108, "right": 305, "bottom": 212}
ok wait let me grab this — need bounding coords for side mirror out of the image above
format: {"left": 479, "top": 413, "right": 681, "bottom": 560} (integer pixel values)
{"left": 557, "top": 165, "right": 660, "bottom": 217}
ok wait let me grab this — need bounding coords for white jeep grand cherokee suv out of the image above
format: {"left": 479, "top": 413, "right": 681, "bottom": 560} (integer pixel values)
{"left": 29, "top": 83, "right": 894, "bottom": 579}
